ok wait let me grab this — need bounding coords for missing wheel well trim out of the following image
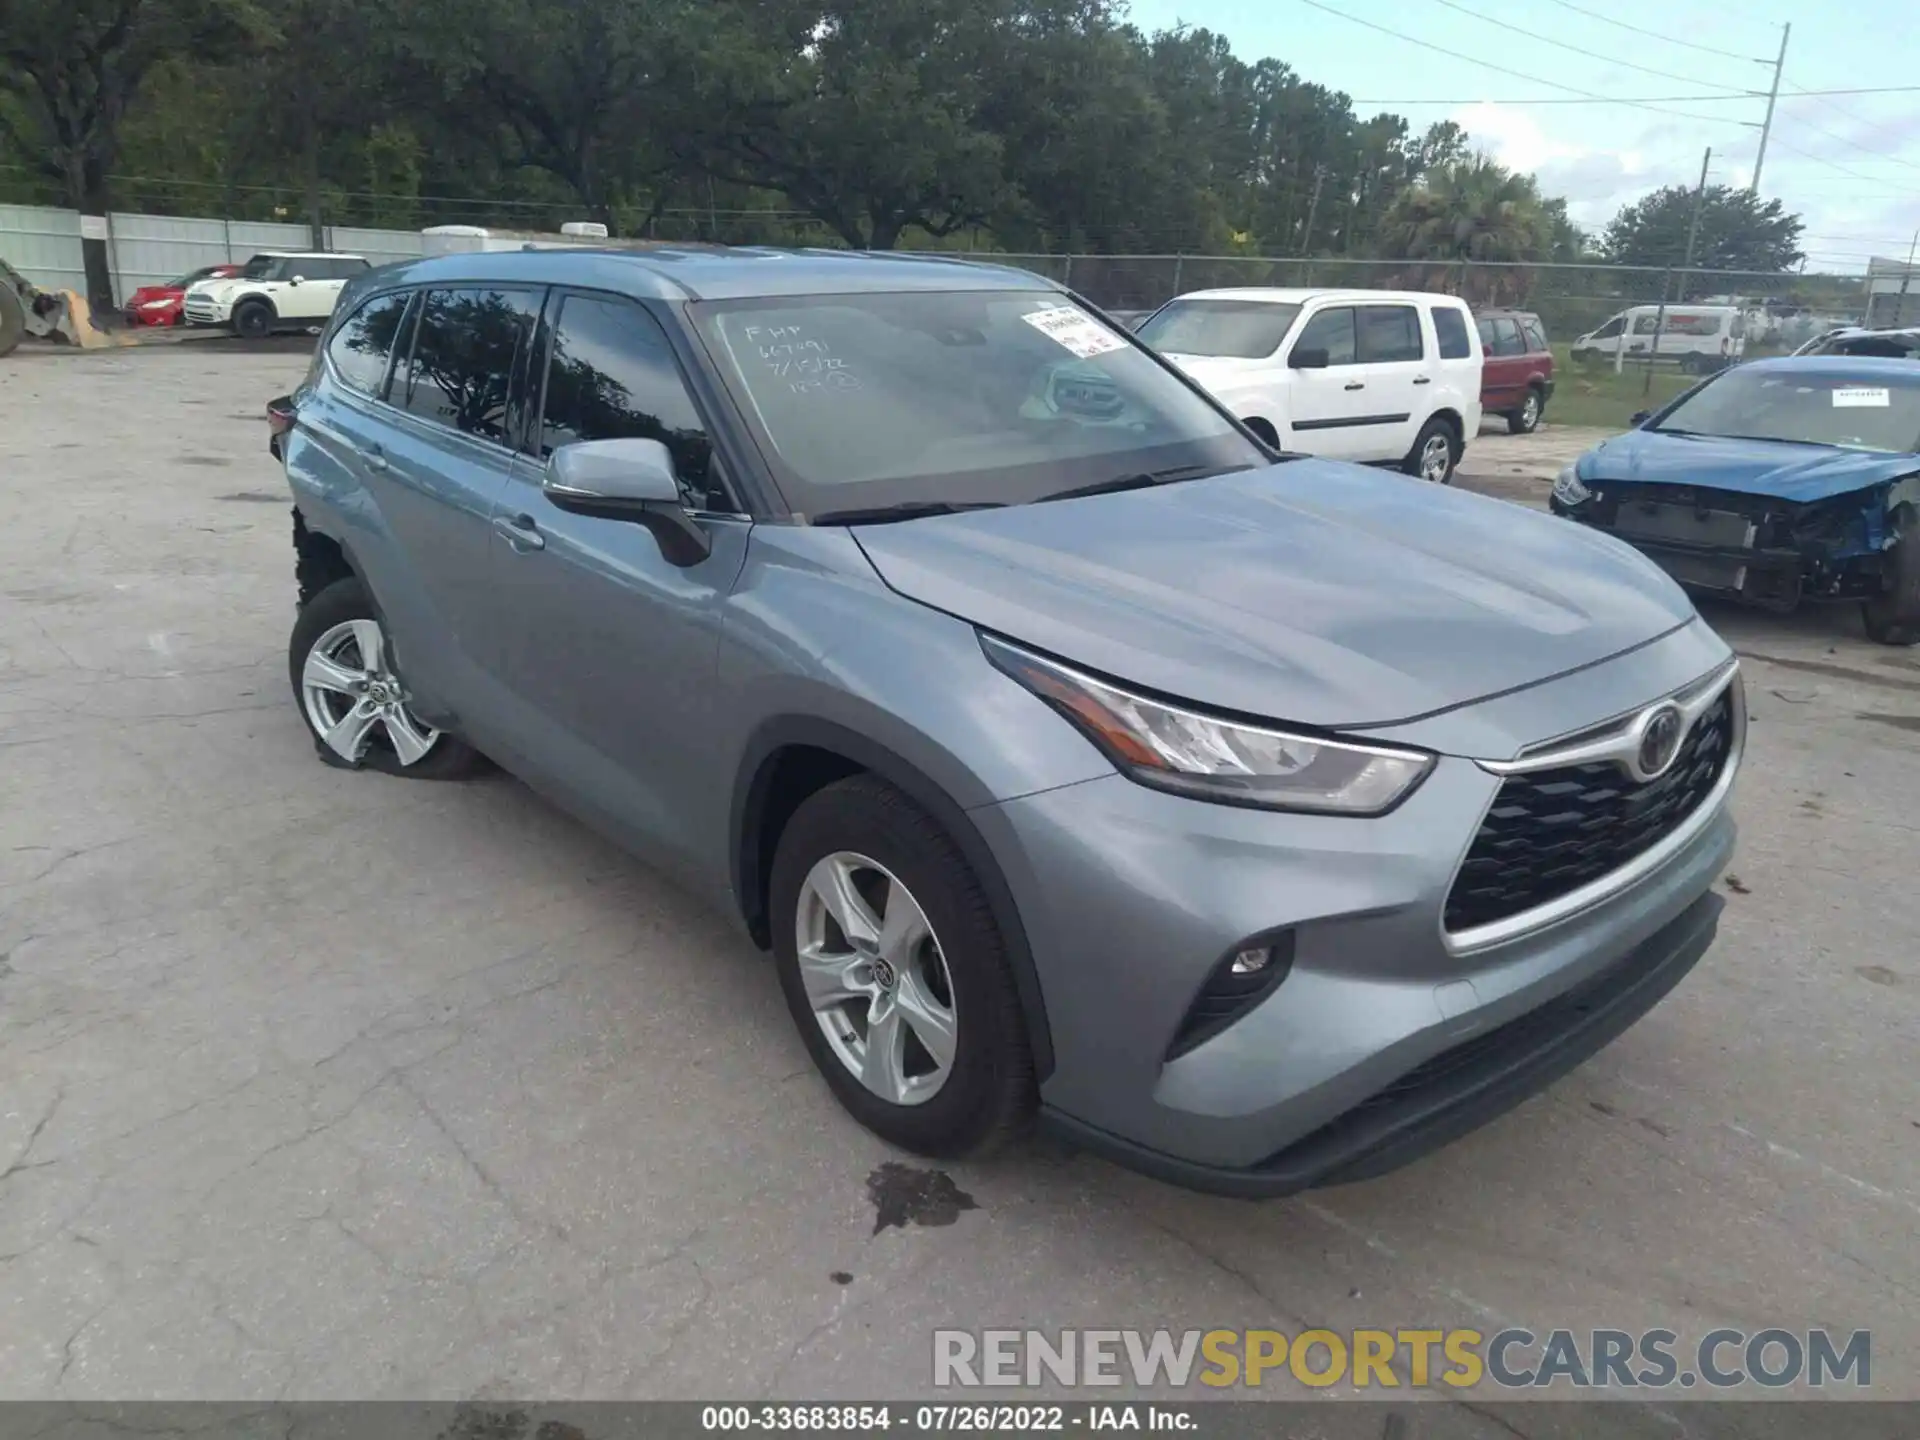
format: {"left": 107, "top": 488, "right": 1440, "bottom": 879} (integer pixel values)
{"left": 741, "top": 745, "right": 868, "bottom": 947}
{"left": 293, "top": 509, "right": 354, "bottom": 607}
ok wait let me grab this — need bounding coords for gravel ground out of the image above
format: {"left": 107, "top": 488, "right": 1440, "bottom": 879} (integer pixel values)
{"left": 1, "top": 344, "right": 1915, "bottom": 1417}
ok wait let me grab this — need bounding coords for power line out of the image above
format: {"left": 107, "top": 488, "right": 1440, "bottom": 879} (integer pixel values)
{"left": 1761, "top": 135, "right": 1920, "bottom": 195}
{"left": 1426, "top": 0, "right": 1761, "bottom": 94}
{"left": 1352, "top": 85, "right": 1920, "bottom": 105}
{"left": 1291, "top": 0, "right": 1760, "bottom": 128}
{"left": 1775, "top": 111, "right": 1920, "bottom": 176}
{"left": 1536, "top": 0, "right": 1764, "bottom": 63}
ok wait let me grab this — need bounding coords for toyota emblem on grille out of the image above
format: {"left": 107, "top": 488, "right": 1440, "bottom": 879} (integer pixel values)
{"left": 1633, "top": 703, "right": 1686, "bottom": 780}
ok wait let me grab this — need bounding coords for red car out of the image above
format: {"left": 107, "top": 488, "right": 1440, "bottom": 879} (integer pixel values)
{"left": 123, "top": 263, "right": 241, "bottom": 327}
{"left": 1475, "top": 308, "right": 1556, "bottom": 434}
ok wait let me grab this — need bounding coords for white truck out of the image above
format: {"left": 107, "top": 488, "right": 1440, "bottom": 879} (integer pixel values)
{"left": 1569, "top": 304, "right": 1750, "bottom": 373}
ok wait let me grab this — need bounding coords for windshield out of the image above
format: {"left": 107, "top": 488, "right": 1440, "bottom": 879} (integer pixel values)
{"left": 1652, "top": 367, "right": 1920, "bottom": 453}
{"left": 165, "top": 265, "right": 224, "bottom": 289}
{"left": 240, "top": 255, "right": 279, "bottom": 280}
{"left": 1136, "top": 299, "right": 1302, "bottom": 358}
{"left": 692, "top": 290, "right": 1265, "bottom": 516}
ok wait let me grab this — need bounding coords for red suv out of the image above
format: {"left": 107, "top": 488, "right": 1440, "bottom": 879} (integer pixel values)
{"left": 1475, "top": 309, "right": 1555, "bottom": 434}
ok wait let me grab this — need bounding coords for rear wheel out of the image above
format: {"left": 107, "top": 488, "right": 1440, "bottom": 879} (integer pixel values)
{"left": 1403, "top": 416, "right": 1459, "bottom": 484}
{"left": 1863, "top": 506, "right": 1920, "bottom": 646}
{"left": 1506, "top": 387, "right": 1543, "bottom": 434}
{"left": 232, "top": 300, "right": 272, "bottom": 341}
{"left": 1681, "top": 353, "right": 1707, "bottom": 375}
{"left": 288, "top": 577, "right": 483, "bottom": 777}
{"left": 769, "top": 775, "right": 1035, "bottom": 1157}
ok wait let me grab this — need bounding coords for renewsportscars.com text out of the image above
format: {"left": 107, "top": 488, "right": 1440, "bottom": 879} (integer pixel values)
{"left": 933, "top": 1327, "right": 1871, "bottom": 1391}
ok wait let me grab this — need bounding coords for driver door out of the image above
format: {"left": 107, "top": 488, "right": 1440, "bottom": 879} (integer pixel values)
{"left": 478, "top": 290, "right": 750, "bottom": 874}
{"left": 1283, "top": 306, "right": 1373, "bottom": 459}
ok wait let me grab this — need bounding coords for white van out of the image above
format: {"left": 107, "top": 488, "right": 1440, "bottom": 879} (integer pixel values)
{"left": 1569, "top": 305, "right": 1747, "bottom": 373}
{"left": 1136, "top": 288, "right": 1484, "bottom": 484}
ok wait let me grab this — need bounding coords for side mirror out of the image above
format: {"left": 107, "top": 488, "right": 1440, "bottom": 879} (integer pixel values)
{"left": 288, "top": 275, "right": 304, "bottom": 286}
{"left": 1630, "top": 410, "right": 1651, "bottom": 426}
{"left": 543, "top": 438, "right": 712, "bottom": 566}
{"left": 1289, "top": 346, "right": 1330, "bottom": 370}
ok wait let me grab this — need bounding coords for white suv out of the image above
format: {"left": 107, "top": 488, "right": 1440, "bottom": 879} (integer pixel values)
{"left": 184, "top": 252, "right": 371, "bottom": 340}
{"left": 1138, "top": 288, "right": 1484, "bottom": 483}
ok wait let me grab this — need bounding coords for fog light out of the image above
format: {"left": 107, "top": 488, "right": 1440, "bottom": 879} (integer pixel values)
{"left": 1230, "top": 946, "right": 1272, "bottom": 975}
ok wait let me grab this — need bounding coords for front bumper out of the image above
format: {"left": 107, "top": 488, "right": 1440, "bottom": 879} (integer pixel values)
{"left": 1045, "top": 891, "right": 1721, "bottom": 1198}
{"left": 975, "top": 642, "right": 1738, "bottom": 1194}
{"left": 183, "top": 300, "right": 229, "bottom": 327}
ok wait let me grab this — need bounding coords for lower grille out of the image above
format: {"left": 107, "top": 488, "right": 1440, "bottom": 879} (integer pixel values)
{"left": 1444, "top": 690, "right": 1734, "bottom": 935}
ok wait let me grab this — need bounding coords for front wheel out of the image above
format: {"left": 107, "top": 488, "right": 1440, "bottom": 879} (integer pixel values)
{"left": 288, "top": 577, "right": 483, "bottom": 777}
{"left": 1863, "top": 506, "right": 1920, "bottom": 645}
{"left": 232, "top": 301, "right": 272, "bottom": 341}
{"left": 769, "top": 775, "right": 1035, "bottom": 1157}
{"left": 1403, "top": 417, "right": 1460, "bottom": 484}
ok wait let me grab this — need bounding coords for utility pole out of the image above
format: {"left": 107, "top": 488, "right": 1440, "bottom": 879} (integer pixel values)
{"left": 1301, "top": 166, "right": 1327, "bottom": 286}
{"left": 1644, "top": 147, "right": 1712, "bottom": 396}
{"left": 1750, "top": 23, "right": 1791, "bottom": 194}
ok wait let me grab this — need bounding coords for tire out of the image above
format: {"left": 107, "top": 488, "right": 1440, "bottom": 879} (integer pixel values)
{"left": 1506, "top": 387, "right": 1544, "bottom": 434}
{"left": 232, "top": 300, "right": 273, "bottom": 341}
{"left": 1242, "top": 416, "right": 1280, "bottom": 448}
{"left": 1863, "top": 506, "right": 1920, "bottom": 646}
{"left": 1403, "top": 415, "right": 1460, "bottom": 484}
{"left": 1681, "top": 353, "right": 1706, "bottom": 376}
{"left": 287, "top": 576, "right": 483, "bottom": 778}
{"left": 769, "top": 774, "right": 1036, "bottom": 1158}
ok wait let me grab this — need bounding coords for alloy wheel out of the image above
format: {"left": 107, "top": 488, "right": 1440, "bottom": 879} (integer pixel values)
{"left": 1419, "top": 433, "right": 1452, "bottom": 482}
{"left": 795, "top": 851, "right": 958, "bottom": 1106}
{"left": 1520, "top": 392, "right": 1540, "bottom": 430}
{"left": 300, "top": 618, "right": 441, "bottom": 766}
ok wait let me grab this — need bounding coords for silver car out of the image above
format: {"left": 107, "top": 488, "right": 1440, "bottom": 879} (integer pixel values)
{"left": 274, "top": 248, "right": 1741, "bottom": 1196}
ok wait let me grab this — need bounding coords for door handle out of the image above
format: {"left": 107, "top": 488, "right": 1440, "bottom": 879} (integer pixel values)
{"left": 492, "top": 513, "right": 545, "bottom": 553}
{"left": 1412, "top": 376, "right": 1432, "bottom": 385}
{"left": 1343, "top": 381, "right": 1365, "bottom": 391}
{"left": 361, "top": 445, "right": 389, "bottom": 473}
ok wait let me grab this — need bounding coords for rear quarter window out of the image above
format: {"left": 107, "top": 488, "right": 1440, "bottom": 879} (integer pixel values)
{"left": 327, "top": 290, "right": 413, "bottom": 397}
{"left": 1432, "top": 307, "right": 1472, "bottom": 359}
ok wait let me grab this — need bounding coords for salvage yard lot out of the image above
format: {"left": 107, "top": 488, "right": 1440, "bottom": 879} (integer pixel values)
{"left": 2, "top": 343, "right": 1918, "bottom": 1411}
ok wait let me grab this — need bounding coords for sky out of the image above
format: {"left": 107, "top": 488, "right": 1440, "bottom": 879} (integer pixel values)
{"left": 1121, "top": 0, "right": 1920, "bottom": 273}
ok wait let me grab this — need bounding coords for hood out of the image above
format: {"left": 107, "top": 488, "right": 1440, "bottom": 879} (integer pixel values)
{"left": 1161, "top": 353, "right": 1269, "bottom": 397}
{"left": 128, "top": 285, "right": 177, "bottom": 305}
{"left": 191, "top": 278, "right": 247, "bottom": 301}
{"left": 1579, "top": 427, "right": 1920, "bottom": 503}
{"left": 851, "top": 462, "right": 1693, "bottom": 731}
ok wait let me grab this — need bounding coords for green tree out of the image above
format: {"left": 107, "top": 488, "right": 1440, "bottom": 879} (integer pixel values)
{"left": 1375, "top": 156, "right": 1555, "bottom": 302}
{"left": 1601, "top": 183, "right": 1805, "bottom": 274}
{"left": 0, "top": 0, "right": 262, "bottom": 307}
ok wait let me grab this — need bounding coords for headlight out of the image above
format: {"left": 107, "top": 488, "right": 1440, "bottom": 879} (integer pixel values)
{"left": 980, "top": 635, "right": 1434, "bottom": 815}
{"left": 142, "top": 299, "right": 173, "bottom": 309}
{"left": 1552, "top": 465, "right": 1591, "bottom": 505}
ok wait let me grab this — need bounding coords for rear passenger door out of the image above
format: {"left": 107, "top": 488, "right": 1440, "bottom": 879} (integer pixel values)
{"left": 476, "top": 289, "right": 751, "bottom": 873}
{"left": 1481, "top": 317, "right": 1526, "bottom": 407}
{"left": 366, "top": 285, "right": 544, "bottom": 721}
{"left": 1350, "top": 303, "right": 1428, "bottom": 461}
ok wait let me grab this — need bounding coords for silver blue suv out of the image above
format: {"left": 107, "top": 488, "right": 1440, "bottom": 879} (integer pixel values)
{"left": 273, "top": 247, "right": 1742, "bottom": 1196}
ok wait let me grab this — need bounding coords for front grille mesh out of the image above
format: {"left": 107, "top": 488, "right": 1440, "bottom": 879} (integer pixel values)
{"left": 1444, "top": 691, "right": 1734, "bottom": 935}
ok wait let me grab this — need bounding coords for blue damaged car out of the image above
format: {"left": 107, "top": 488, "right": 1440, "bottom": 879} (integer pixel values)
{"left": 1551, "top": 356, "right": 1920, "bottom": 644}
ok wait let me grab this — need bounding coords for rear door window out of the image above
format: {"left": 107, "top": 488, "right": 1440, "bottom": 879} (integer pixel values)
{"left": 327, "top": 290, "right": 413, "bottom": 397}
{"left": 393, "top": 287, "right": 542, "bottom": 444}
{"left": 1521, "top": 317, "right": 1548, "bottom": 351}
{"left": 1292, "top": 306, "right": 1356, "bottom": 365}
{"left": 1356, "top": 305, "right": 1424, "bottom": 363}
{"left": 1489, "top": 318, "right": 1527, "bottom": 356}
{"left": 1433, "top": 307, "right": 1472, "bottom": 359}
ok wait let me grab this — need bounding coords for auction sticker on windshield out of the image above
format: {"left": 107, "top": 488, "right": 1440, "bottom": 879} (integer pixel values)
{"left": 1022, "top": 305, "right": 1127, "bottom": 359}
{"left": 1832, "top": 387, "right": 1891, "bottom": 407}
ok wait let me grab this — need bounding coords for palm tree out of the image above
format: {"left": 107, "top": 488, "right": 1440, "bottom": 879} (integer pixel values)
{"left": 1376, "top": 156, "right": 1555, "bottom": 304}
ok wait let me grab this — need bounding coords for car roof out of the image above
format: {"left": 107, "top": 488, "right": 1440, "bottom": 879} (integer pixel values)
{"left": 251, "top": 251, "right": 367, "bottom": 259}
{"left": 1170, "top": 287, "right": 1469, "bottom": 307}
{"left": 1474, "top": 308, "right": 1538, "bottom": 318}
{"left": 1738, "top": 355, "right": 1920, "bottom": 381}
{"left": 357, "top": 246, "right": 1057, "bottom": 301}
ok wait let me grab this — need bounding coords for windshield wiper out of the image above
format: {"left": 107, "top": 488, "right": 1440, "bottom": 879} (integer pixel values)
{"left": 812, "top": 500, "right": 1006, "bottom": 526}
{"left": 1038, "top": 462, "right": 1252, "bottom": 505}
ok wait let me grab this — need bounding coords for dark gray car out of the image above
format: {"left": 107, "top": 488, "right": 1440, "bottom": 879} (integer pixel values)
{"left": 274, "top": 247, "right": 1741, "bottom": 1196}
